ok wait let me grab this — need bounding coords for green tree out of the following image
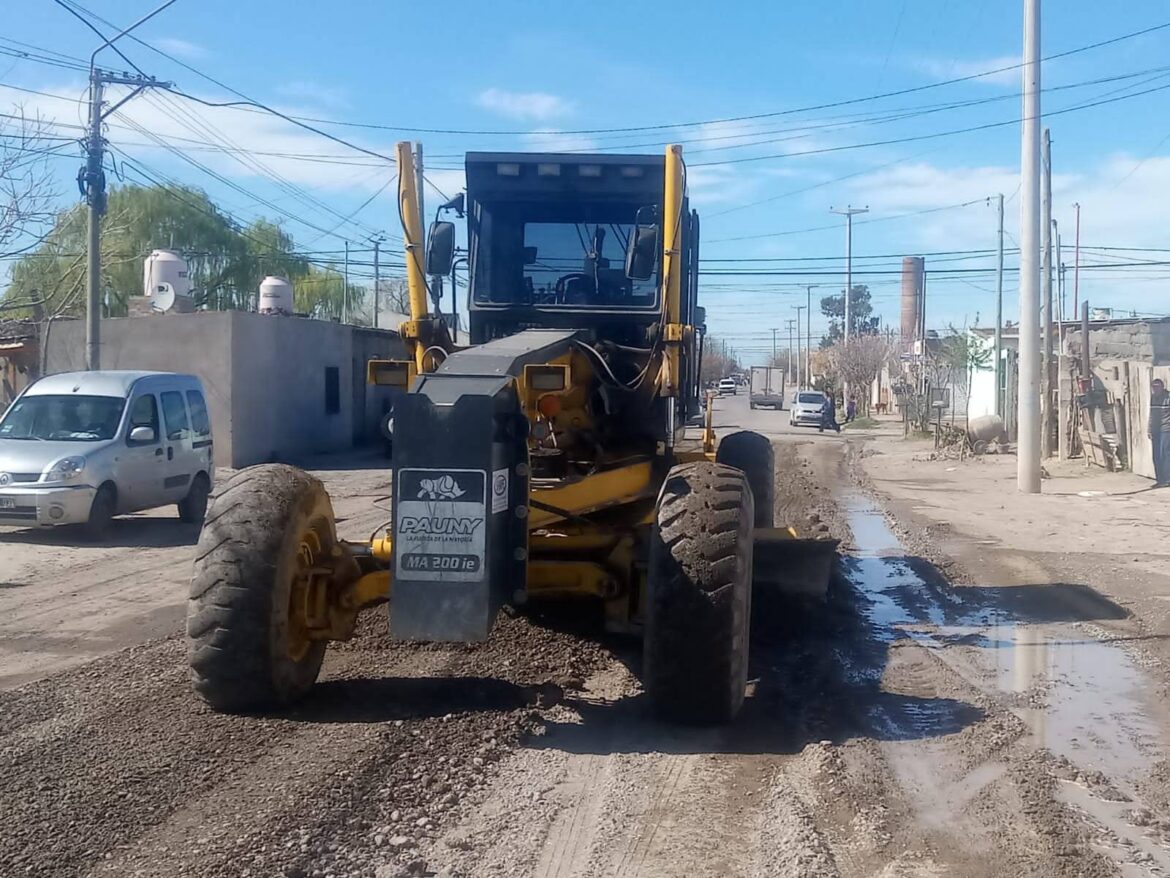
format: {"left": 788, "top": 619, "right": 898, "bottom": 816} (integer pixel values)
{"left": 819, "top": 284, "right": 877, "bottom": 345}
{"left": 2, "top": 184, "right": 366, "bottom": 322}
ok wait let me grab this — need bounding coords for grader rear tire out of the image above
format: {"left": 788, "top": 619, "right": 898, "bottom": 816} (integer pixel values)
{"left": 717, "top": 430, "right": 775, "bottom": 529}
{"left": 187, "top": 464, "right": 336, "bottom": 712}
{"left": 644, "top": 462, "right": 753, "bottom": 724}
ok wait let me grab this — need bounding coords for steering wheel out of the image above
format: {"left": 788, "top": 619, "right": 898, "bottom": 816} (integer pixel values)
{"left": 554, "top": 273, "right": 593, "bottom": 304}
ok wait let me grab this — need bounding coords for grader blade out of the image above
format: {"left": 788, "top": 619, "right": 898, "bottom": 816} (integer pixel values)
{"left": 752, "top": 528, "right": 839, "bottom": 600}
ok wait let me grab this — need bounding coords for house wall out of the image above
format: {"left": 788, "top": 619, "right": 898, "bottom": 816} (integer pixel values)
{"left": 44, "top": 312, "right": 407, "bottom": 468}
{"left": 45, "top": 313, "right": 236, "bottom": 465}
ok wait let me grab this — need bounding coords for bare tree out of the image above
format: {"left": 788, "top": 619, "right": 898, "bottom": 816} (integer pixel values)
{"left": 0, "top": 108, "right": 60, "bottom": 260}
{"left": 824, "top": 335, "right": 896, "bottom": 412}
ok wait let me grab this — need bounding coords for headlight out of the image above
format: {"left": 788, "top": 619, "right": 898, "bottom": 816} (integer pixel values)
{"left": 45, "top": 456, "right": 86, "bottom": 482}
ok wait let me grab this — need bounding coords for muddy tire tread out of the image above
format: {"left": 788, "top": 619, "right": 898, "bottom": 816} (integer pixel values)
{"left": 716, "top": 430, "right": 775, "bottom": 529}
{"left": 644, "top": 461, "right": 753, "bottom": 724}
{"left": 187, "top": 464, "right": 330, "bottom": 712}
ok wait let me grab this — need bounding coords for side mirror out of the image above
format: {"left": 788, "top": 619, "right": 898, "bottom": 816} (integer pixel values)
{"left": 425, "top": 221, "right": 456, "bottom": 276}
{"left": 129, "top": 425, "right": 156, "bottom": 444}
{"left": 694, "top": 305, "right": 706, "bottom": 331}
{"left": 625, "top": 223, "right": 659, "bottom": 281}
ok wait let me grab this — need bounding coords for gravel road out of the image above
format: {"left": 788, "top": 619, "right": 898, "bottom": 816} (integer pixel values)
{"left": 0, "top": 399, "right": 1158, "bottom": 876}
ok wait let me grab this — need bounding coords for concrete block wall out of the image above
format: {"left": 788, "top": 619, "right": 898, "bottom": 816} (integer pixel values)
{"left": 44, "top": 312, "right": 407, "bottom": 468}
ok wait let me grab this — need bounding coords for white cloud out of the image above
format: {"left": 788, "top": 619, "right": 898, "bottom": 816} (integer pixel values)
{"left": 276, "top": 81, "right": 348, "bottom": 109}
{"left": 915, "top": 55, "right": 1019, "bottom": 87}
{"left": 154, "top": 37, "right": 208, "bottom": 60}
{"left": 476, "top": 88, "right": 571, "bottom": 121}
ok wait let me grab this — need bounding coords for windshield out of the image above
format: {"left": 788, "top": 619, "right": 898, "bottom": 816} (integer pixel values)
{"left": 473, "top": 202, "right": 658, "bottom": 309}
{"left": 0, "top": 394, "right": 125, "bottom": 442}
{"left": 798, "top": 393, "right": 825, "bottom": 404}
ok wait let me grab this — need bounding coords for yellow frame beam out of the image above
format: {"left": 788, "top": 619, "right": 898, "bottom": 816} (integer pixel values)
{"left": 528, "top": 461, "right": 656, "bottom": 529}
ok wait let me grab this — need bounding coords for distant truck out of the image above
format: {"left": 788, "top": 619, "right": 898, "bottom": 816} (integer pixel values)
{"left": 749, "top": 366, "right": 786, "bottom": 410}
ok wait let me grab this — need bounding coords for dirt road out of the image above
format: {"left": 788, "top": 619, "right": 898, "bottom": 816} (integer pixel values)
{"left": 1, "top": 398, "right": 1163, "bottom": 876}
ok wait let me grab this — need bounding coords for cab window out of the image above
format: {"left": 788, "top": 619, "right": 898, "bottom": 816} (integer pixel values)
{"left": 160, "top": 391, "right": 190, "bottom": 441}
{"left": 126, "top": 394, "right": 159, "bottom": 445}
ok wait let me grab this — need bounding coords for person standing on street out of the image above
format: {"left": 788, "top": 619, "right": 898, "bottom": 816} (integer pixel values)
{"left": 1150, "top": 378, "right": 1170, "bottom": 486}
{"left": 846, "top": 397, "right": 857, "bottom": 423}
{"left": 819, "top": 395, "right": 840, "bottom": 434}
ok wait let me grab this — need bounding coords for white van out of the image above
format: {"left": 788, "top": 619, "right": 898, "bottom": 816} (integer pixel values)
{"left": 0, "top": 371, "right": 215, "bottom": 537}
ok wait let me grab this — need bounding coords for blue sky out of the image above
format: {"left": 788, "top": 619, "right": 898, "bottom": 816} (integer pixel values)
{"left": 5, "top": 0, "right": 1170, "bottom": 363}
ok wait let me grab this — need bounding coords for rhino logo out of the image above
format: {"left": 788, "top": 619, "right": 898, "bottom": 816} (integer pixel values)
{"left": 417, "top": 474, "right": 465, "bottom": 500}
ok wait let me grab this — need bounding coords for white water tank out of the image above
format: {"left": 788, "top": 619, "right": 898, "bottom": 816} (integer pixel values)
{"left": 143, "top": 249, "right": 191, "bottom": 299}
{"left": 258, "top": 276, "right": 294, "bottom": 315}
{"left": 1090, "top": 307, "right": 1113, "bottom": 321}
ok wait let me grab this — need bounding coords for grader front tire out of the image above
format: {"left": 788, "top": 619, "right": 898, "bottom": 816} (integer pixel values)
{"left": 187, "top": 464, "right": 336, "bottom": 713}
{"left": 644, "top": 462, "right": 754, "bottom": 724}
{"left": 716, "top": 430, "right": 775, "bottom": 529}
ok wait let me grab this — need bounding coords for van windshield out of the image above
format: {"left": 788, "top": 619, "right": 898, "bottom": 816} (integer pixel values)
{"left": 0, "top": 395, "right": 125, "bottom": 442}
{"left": 798, "top": 393, "right": 825, "bottom": 404}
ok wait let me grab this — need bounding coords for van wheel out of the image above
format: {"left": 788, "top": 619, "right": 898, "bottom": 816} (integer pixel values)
{"left": 179, "top": 473, "right": 211, "bottom": 525}
{"left": 82, "top": 485, "right": 116, "bottom": 541}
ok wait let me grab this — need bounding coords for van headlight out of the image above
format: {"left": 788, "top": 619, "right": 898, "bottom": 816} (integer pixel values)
{"left": 45, "top": 456, "right": 86, "bottom": 482}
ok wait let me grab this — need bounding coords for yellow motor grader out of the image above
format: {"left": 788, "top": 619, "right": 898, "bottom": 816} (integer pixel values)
{"left": 186, "top": 143, "right": 834, "bottom": 723}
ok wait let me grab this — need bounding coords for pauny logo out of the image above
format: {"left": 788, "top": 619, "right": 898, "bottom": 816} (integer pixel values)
{"left": 417, "top": 474, "right": 465, "bottom": 500}
{"left": 0, "top": 473, "right": 10, "bottom": 486}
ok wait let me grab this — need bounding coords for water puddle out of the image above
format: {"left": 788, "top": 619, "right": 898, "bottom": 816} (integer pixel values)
{"left": 842, "top": 495, "right": 1165, "bottom": 780}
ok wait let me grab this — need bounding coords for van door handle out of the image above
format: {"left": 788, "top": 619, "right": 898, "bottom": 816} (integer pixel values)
{"left": 167, "top": 447, "right": 174, "bottom": 461}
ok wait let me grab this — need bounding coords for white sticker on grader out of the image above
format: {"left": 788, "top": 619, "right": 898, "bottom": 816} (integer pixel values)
{"left": 396, "top": 468, "right": 487, "bottom": 581}
{"left": 491, "top": 467, "right": 509, "bottom": 515}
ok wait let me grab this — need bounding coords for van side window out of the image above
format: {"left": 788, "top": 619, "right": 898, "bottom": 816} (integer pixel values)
{"left": 127, "top": 395, "right": 159, "bottom": 444}
{"left": 186, "top": 390, "right": 211, "bottom": 438}
{"left": 160, "top": 391, "right": 190, "bottom": 440}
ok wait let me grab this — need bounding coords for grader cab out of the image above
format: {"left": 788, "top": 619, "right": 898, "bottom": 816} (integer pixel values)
{"left": 186, "top": 143, "right": 835, "bottom": 724}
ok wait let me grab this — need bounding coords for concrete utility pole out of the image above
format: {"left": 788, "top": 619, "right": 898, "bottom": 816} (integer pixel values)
{"left": 414, "top": 141, "right": 426, "bottom": 235}
{"left": 994, "top": 193, "right": 1005, "bottom": 418}
{"left": 343, "top": 240, "right": 350, "bottom": 324}
{"left": 794, "top": 304, "right": 806, "bottom": 388}
{"left": 372, "top": 236, "right": 383, "bottom": 329}
{"left": 84, "top": 70, "right": 104, "bottom": 371}
{"left": 1073, "top": 202, "right": 1081, "bottom": 316}
{"left": 830, "top": 206, "right": 868, "bottom": 345}
{"left": 1057, "top": 230, "right": 1068, "bottom": 460}
{"left": 1018, "top": 0, "right": 1043, "bottom": 493}
{"left": 1040, "top": 128, "right": 1054, "bottom": 458}
{"left": 75, "top": 0, "right": 177, "bottom": 370}
{"left": 771, "top": 327, "right": 779, "bottom": 366}
{"left": 806, "top": 285, "right": 815, "bottom": 388}
{"left": 785, "top": 319, "right": 796, "bottom": 377}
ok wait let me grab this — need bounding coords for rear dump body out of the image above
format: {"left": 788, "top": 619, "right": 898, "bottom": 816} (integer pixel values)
{"left": 750, "top": 366, "right": 786, "bottom": 409}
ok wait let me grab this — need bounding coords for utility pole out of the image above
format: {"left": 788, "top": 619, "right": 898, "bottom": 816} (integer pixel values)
{"left": 1018, "top": 0, "right": 1043, "bottom": 493}
{"left": 1057, "top": 231, "right": 1068, "bottom": 460}
{"left": 84, "top": 70, "right": 104, "bottom": 371}
{"left": 1073, "top": 202, "right": 1081, "bottom": 316}
{"left": 72, "top": 0, "right": 177, "bottom": 370}
{"left": 343, "top": 240, "right": 350, "bottom": 324}
{"left": 806, "top": 285, "right": 815, "bottom": 389}
{"left": 794, "top": 304, "right": 806, "bottom": 388}
{"left": 994, "top": 193, "right": 1005, "bottom": 418}
{"left": 1040, "top": 128, "right": 1053, "bottom": 458}
{"left": 771, "top": 327, "right": 779, "bottom": 366}
{"left": 830, "top": 206, "right": 868, "bottom": 346}
{"left": 371, "top": 236, "right": 383, "bottom": 329}
{"left": 785, "top": 319, "right": 796, "bottom": 377}
{"left": 414, "top": 141, "right": 426, "bottom": 234}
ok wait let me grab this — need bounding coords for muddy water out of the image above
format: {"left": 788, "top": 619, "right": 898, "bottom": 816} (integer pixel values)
{"left": 843, "top": 493, "right": 1167, "bottom": 796}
